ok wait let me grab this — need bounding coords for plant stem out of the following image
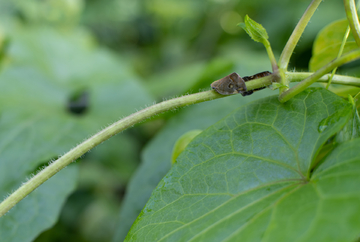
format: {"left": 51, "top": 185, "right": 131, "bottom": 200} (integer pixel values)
{"left": 263, "top": 40, "right": 278, "bottom": 73}
{"left": 2, "top": 68, "right": 360, "bottom": 216}
{"left": 245, "top": 74, "right": 274, "bottom": 90}
{"left": 287, "top": 72, "right": 360, "bottom": 86}
{"left": 0, "top": 90, "right": 228, "bottom": 217}
{"left": 278, "top": 0, "right": 322, "bottom": 71}
{"left": 279, "top": 49, "right": 360, "bottom": 103}
{"left": 0, "top": 73, "right": 278, "bottom": 217}
{"left": 326, "top": 26, "right": 351, "bottom": 89}
{"left": 344, "top": 0, "right": 360, "bottom": 47}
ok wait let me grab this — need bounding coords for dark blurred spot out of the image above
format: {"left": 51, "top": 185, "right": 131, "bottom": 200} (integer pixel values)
{"left": 134, "top": 16, "right": 158, "bottom": 46}
{"left": 289, "top": 46, "right": 313, "bottom": 70}
{"left": 67, "top": 90, "right": 89, "bottom": 115}
{"left": 339, "top": 59, "right": 360, "bottom": 72}
{"left": 114, "top": 184, "right": 126, "bottom": 201}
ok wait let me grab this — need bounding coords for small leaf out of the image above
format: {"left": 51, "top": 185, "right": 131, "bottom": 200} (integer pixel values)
{"left": 238, "top": 15, "right": 269, "bottom": 44}
{"left": 312, "top": 19, "right": 354, "bottom": 56}
{"left": 309, "top": 42, "right": 358, "bottom": 71}
{"left": 269, "top": 82, "right": 288, "bottom": 90}
{"left": 171, "top": 130, "right": 202, "bottom": 164}
{"left": 310, "top": 19, "right": 358, "bottom": 71}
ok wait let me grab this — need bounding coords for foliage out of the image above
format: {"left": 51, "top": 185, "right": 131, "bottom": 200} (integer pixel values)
{"left": 126, "top": 88, "right": 358, "bottom": 241}
{"left": 0, "top": 0, "right": 360, "bottom": 242}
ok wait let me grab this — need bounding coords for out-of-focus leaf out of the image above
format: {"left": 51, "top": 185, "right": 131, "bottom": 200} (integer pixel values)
{"left": 309, "top": 42, "right": 358, "bottom": 72}
{"left": 171, "top": 130, "right": 202, "bottom": 164}
{"left": 188, "top": 58, "right": 234, "bottom": 93}
{"left": 309, "top": 19, "right": 359, "bottom": 72}
{"left": 125, "top": 88, "right": 355, "bottom": 241}
{"left": 8, "top": 0, "right": 83, "bottom": 25}
{"left": 147, "top": 57, "right": 234, "bottom": 99}
{"left": 219, "top": 44, "right": 273, "bottom": 77}
{"left": 0, "top": 165, "right": 78, "bottom": 242}
{"left": 146, "top": 62, "right": 206, "bottom": 98}
{"left": 312, "top": 19, "right": 354, "bottom": 56}
{"left": 0, "top": 26, "right": 153, "bottom": 242}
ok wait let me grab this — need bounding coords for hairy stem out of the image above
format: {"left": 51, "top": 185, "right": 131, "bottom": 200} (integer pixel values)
{"left": 278, "top": 0, "right": 322, "bottom": 70}
{"left": 279, "top": 49, "right": 360, "bottom": 102}
{"left": 0, "top": 91, "right": 228, "bottom": 217}
{"left": 344, "top": 0, "right": 360, "bottom": 46}
{"left": 2, "top": 68, "right": 360, "bottom": 216}
{"left": 0, "top": 73, "right": 280, "bottom": 217}
{"left": 263, "top": 40, "right": 278, "bottom": 73}
{"left": 287, "top": 72, "right": 360, "bottom": 86}
{"left": 326, "top": 26, "right": 351, "bottom": 89}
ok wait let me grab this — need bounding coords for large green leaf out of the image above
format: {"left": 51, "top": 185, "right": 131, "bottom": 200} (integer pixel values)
{"left": 125, "top": 88, "right": 357, "bottom": 241}
{"left": 113, "top": 48, "right": 277, "bottom": 242}
{"left": 112, "top": 89, "right": 275, "bottom": 242}
{"left": 0, "top": 26, "right": 153, "bottom": 241}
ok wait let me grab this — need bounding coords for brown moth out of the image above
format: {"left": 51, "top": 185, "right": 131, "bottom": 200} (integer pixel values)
{"left": 210, "top": 72, "right": 247, "bottom": 95}
{"left": 211, "top": 71, "right": 272, "bottom": 96}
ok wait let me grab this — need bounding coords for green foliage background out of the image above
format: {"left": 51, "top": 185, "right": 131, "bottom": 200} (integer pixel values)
{"left": 0, "top": 0, "right": 356, "bottom": 241}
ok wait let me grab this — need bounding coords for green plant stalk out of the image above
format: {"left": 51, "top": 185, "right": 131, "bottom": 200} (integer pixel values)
{"left": 287, "top": 72, "right": 360, "bottom": 87}
{"left": 2, "top": 69, "right": 360, "bottom": 217}
{"left": 278, "top": 0, "right": 322, "bottom": 71}
{"left": 0, "top": 90, "right": 229, "bottom": 217}
{"left": 279, "top": 49, "right": 360, "bottom": 103}
{"left": 344, "top": 0, "right": 360, "bottom": 47}
{"left": 263, "top": 40, "right": 278, "bottom": 73}
{"left": 245, "top": 74, "right": 274, "bottom": 90}
{"left": 0, "top": 75, "right": 277, "bottom": 217}
{"left": 326, "top": 26, "right": 351, "bottom": 89}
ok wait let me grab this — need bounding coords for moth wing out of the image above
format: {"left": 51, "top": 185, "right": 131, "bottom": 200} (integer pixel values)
{"left": 229, "top": 73, "right": 247, "bottom": 93}
{"left": 211, "top": 72, "right": 247, "bottom": 95}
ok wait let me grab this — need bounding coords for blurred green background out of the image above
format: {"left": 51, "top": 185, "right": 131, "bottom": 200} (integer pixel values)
{"left": 0, "top": 0, "right": 347, "bottom": 241}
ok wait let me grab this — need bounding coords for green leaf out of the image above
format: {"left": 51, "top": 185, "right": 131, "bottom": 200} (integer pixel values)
{"left": 309, "top": 19, "right": 358, "bottom": 72}
{"left": 146, "top": 62, "right": 207, "bottom": 98}
{"left": 146, "top": 57, "right": 234, "bottom": 99}
{"left": 239, "top": 15, "right": 269, "bottom": 44}
{"left": 171, "top": 130, "right": 203, "bottom": 164}
{"left": 125, "top": 88, "right": 355, "bottom": 241}
{"left": 0, "top": 26, "right": 153, "bottom": 241}
{"left": 335, "top": 95, "right": 360, "bottom": 143}
{"left": 113, "top": 88, "right": 275, "bottom": 242}
{"left": 312, "top": 19, "right": 354, "bottom": 56}
{"left": 113, "top": 49, "right": 278, "bottom": 242}
{"left": 309, "top": 42, "right": 358, "bottom": 72}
